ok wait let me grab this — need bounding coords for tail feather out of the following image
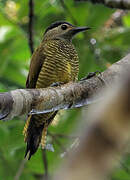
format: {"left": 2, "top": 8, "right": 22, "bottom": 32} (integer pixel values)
{"left": 41, "top": 123, "right": 48, "bottom": 149}
{"left": 24, "top": 111, "right": 58, "bottom": 160}
{"left": 24, "top": 127, "right": 43, "bottom": 160}
{"left": 24, "top": 130, "right": 42, "bottom": 160}
{"left": 23, "top": 115, "right": 31, "bottom": 142}
{"left": 24, "top": 116, "right": 44, "bottom": 160}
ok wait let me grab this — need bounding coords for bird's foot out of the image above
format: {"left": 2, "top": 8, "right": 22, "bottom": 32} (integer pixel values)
{"left": 80, "top": 71, "right": 101, "bottom": 81}
{"left": 50, "top": 82, "right": 65, "bottom": 87}
{"left": 80, "top": 71, "right": 106, "bottom": 86}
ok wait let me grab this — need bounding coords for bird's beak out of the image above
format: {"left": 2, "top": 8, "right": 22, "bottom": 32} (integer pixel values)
{"left": 70, "top": 26, "right": 91, "bottom": 36}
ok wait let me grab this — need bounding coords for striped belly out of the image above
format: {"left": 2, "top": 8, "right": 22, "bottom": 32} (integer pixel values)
{"left": 36, "top": 58, "right": 78, "bottom": 88}
{"left": 35, "top": 57, "right": 71, "bottom": 126}
{"left": 35, "top": 42, "right": 79, "bottom": 126}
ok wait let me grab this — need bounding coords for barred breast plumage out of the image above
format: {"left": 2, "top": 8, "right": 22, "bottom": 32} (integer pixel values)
{"left": 23, "top": 39, "right": 79, "bottom": 160}
{"left": 23, "top": 21, "right": 89, "bottom": 160}
{"left": 36, "top": 40, "right": 79, "bottom": 88}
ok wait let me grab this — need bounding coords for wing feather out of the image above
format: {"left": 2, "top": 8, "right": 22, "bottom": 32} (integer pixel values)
{"left": 26, "top": 44, "right": 46, "bottom": 88}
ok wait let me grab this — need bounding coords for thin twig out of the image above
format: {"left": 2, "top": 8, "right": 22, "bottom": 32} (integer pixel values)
{"left": 14, "top": 157, "right": 28, "bottom": 180}
{"left": 14, "top": 1, "right": 34, "bottom": 179}
{"left": 42, "top": 149, "right": 49, "bottom": 180}
{"left": 28, "top": 0, "right": 34, "bottom": 54}
{"left": 121, "top": 161, "right": 130, "bottom": 174}
{"left": 0, "top": 148, "right": 12, "bottom": 175}
{"left": 59, "top": 0, "right": 78, "bottom": 25}
{"left": 49, "top": 132, "right": 80, "bottom": 159}
{"left": 75, "top": 0, "right": 130, "bottom": 10}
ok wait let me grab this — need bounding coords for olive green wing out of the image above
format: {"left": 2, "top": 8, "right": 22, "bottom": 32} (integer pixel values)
{"left": 26, "top": 45, "right": 46, "bottom": 88}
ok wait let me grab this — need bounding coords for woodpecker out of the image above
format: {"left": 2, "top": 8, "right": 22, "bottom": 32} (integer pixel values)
{"left": 23, "top": 21, "right": 90, "bottom": 160}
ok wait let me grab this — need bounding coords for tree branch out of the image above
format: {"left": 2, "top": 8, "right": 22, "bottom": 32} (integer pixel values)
{"left": 14, "top": 158, "right": 28, "bottom": 180}
{"left": 75, "top": 0, "right": 130, "bottom": 10}
{"left": 53, "top": 62, "right": 130, "bottom": 180}
{"left": 0, "top": 54, "right": 130, "bottom": 121}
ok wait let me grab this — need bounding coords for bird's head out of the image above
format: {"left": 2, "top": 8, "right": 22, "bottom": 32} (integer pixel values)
{"left": 43, "top": 21, "right": 90, "bottom": 42}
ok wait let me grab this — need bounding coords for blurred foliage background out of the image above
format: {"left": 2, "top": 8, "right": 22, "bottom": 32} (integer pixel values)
{"left": 0, "top": 0, "right": 130, "bottom": 179}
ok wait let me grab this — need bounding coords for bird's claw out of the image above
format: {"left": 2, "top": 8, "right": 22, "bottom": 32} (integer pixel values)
{"left": 50, "top": 82, "right": 65, "bottom": 87}
{"left": 0, "top": 111, "right": 9, "bottom": 120}
{"left": 80, "top": 71, "right": 101, "bottom": 81}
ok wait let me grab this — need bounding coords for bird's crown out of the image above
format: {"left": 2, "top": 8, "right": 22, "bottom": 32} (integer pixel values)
{"left": 44, "top": 21, "right": 74, "bottom": 34}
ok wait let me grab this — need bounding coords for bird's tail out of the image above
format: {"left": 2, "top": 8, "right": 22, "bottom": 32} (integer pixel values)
{"left": 23, "top": 111, "right": 58, "bottom": 160}
{"left": 23, "top": 115, "right": 48, "bottom": 160}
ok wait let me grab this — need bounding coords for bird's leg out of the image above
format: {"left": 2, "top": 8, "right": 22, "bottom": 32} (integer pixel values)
{"left": 80, "top": 71, "right": 101, "bottom": 81}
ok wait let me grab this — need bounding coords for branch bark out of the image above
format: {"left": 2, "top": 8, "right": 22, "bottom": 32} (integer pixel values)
{"left": 75, "top": 0, "right": 130, "bottom": 10}
{"left": 0, "top": 54, "right": 130, "bottom": 121}
{"left": 53, "top": 60, "right": 130, "bottom": 180}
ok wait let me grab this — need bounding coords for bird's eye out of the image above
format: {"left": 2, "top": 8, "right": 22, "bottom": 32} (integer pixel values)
{"left": 61, "top": 24, "right": 68, "bottom": 30}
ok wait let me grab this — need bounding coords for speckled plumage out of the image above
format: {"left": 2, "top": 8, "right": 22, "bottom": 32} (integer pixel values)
{"left": 23, "top": 39, "right": 79, "bottom": 159}
{"left": 23, "top": 21, "right": 89, "bottom": 160}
